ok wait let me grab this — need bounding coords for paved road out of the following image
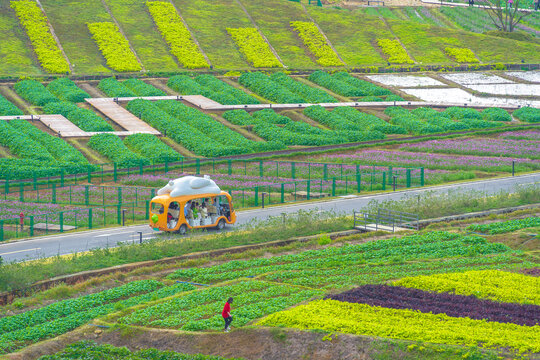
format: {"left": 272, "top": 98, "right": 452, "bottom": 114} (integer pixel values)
{"left": 0, "top": 173, "right": 538, "bottom": 263}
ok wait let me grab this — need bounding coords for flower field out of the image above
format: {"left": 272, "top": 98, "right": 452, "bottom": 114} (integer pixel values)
{"left": 146, "top": 1, "right": 209, "bottom": 69}
{"left": 227, "top": 28, "right": 281, "bottom": 68}
{"left": 87, "top": 22, "right": 141, "bottom": 72}
{"left": 377, "top": 39, "right": 414, "bottom": 64}
{"left": 393, "top": 270, "right": 540, "bottom": 305}
{"left": 10, "top": 0, "right": 70, "bottom": 74}
{"left": 257, "top": 298, "right": 540, "bottom": 353}
{"left": 319, "top": 149, "right": 540, "bottom": 172}
{"left": 39, "top": 341, "right": 245, "bottom": 360}
{"left": 402, "top": 138, "right": 540, "bottom": 159}
{"left": 444, "top": 47, "right": 478, "bottom": 63}
{"left": 289, "top": 21, "right": 343, "bottom": 66}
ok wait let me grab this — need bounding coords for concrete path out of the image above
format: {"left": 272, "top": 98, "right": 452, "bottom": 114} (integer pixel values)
{"left": 85, "top": 98, "right": 161, "bottom": 135}
{"left": 0, "top": 172, "right": 537, "bottom": 263}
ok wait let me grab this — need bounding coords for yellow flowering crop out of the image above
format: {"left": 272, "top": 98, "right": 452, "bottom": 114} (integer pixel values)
{"left": 10, "top": 0, "right": 70, "bottom": 74}
{"left": 227, "top": 28, "right": 281, "bottom": 68}
{"left": 258, "top": 299, "right": 540, "bottom": 354}
{"left": 445, "top": 47, "right": 479, "bottom": 63}
{"left": 87, "top": 22, "right": 141, "bottom": 72}
{"left": 290, "top": 21, "right": 343, "bottom": 67}
{"left": 146, "top": 2, "right": 209, "bottom": 69}
{"left": 377, "top": 39, "right": 413, "bottom": 64}
{"left": 393, "top": 270, "right": 540, "bottom": 305}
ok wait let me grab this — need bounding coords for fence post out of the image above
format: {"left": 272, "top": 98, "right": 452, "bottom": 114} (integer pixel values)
{"left": 406, "top": 169, "right": 411, "bottom": 188}
{"left": 60, "top": 169, "right": 65, "bottom": 187}
{"left": 59, "top": 212, "right": 64, "bottom": 233}
{"left": 332, "top": 177, "right": 336, "bottom": 196}
{"left": 195, "top": 159, "right": 200, "bottom": 174}
{"left": 420, "top": 167, "right": 425, "bottom": 186}
{"left": 356, "top": 173, "right": 361, "bottom": 193}
{"left": 388, "top": 166, "right": 392, "bottom": 184}
{"left": 117, "top": 205, "right": 121, "bottom": 225}
{"left": 382, "top": 172, "right": 386, "bottom": 191}
{"left": 259, "top": 160, "right": 263, "bottom": 178}
{"left": 52, "top": 183, "right": 57, "bottom": 204}
{"left": 227, "top": 159, "right": 232, "bottom": 175}
{"left": 85, "top": 185, "right": 89, "bottom": 206}
{"left": 307, "top": 180, "right": 311, "bottom": 200}
{"left": 280, "top": 183, "right": 285, "bottom": 203}
{"left": 88, "top": 208, "right": 93, "bottom": 229}
{"left": 0, "top": 220, "right": 3, "bottom": 242}
{"left": 139, "top": 160, "right": 144, "bottom": 175}
{"left": 254, "top": 186, "right": 259, "bottom": 206}
{"left": 33, "top": 172, "right": 37, "bottom": 190}
{"left": 4, "top": 177, "right": 9, "bottom": 194}
{"left": 118, "top": 187, "right": 122, "bottom": 205}
{"left": 291, "top": 162, "right": 296, "bottom": 179}
{"left": 113, "top": 163, "right": 118, "bottom": 182}
{"left": 29, "top": 216, "right": 34, "bottom": 237}
{"left": 323, "top": 164, "right": 328, "bottom": 181}
{"left": 145, "top": 200, "right": 150, "bottom": 220}
{"left": 19, "top": 182, "right": 24, "bottom": 203}
{"left": 87, "top": 166, "right": 92, "bottom": 183}
{"left": 164, "top": 159, "right": 169, "bottom": 174}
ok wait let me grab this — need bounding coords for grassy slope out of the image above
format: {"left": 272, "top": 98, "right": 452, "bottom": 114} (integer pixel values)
{"left": 172, "top": 0, "right": 252, "bottom": 69}
{"left": 239, "top": 0, "right": 316, "bottom": 69}
{"left": 103, "top": 0, "right": 179, "bottom": 72}
{"left": 0, "top": 6, "right": 42, "bottom": 75}
{"left": 307, "top": 7, "right": 388, "bottom": 66}
{"left": 40, "top": 0, "right": 111, "bottom": 74}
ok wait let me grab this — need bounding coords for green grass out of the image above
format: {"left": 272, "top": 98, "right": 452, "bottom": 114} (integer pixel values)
{"left": 40, "top": 0, "right": 111, "bottom": 74}
{"left": 0, "top": 6, "right": 42, "bottom": 76}
{"left": 172, "top": 0, "right": 253, "bottom": 69}
{"left": 103, "top": 0, "right": 179, "bottom": 72}
{"left": 239, "top": 0, "right": 316, "bottom": 69}
{"left": 307, "top": 7, "right": 387, "bottom": 66}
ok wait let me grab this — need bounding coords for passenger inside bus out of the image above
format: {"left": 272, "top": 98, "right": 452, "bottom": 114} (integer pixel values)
{"left": 152, "top": 202, "right": 164, "bottom": 214}
{"left": 167, "top": 202, "right": 180, "bottom": 229}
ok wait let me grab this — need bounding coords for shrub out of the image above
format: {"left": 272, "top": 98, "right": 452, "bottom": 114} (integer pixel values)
{"left": 146, "top": 1, "right": 209, "bottom": 69}
{"left": 513, "top": 107, "right": 540, "bottom": 123}
{"left": 88, "top": 133, "right": 149, "bottom": 167}
{"left": 377, "top": 39, "right": 414, "bottom": 64}
{"left": 270, "top": 72, "right": 337, "bottom": 103}
{"left": 13, "top": 80, "right": 58, "bottom": 106}
{"left": 124, "top": 133, "right": 181, "bottom": 163}
{"left": 46, "top": 78, "right": 89, "bottom": 103}
{"left": 0, "top": 94, "right": 23, "bottom": 116}
{"left": 10, "top": 1, "right": 70, "bottom": 74}
{"left": 98, "top": 77, "right": 136, "bottom": 98}
{"left": 87, "top": 22, "right": 141, "bottom": 72}
{"left": 482, "top": 107, "right": 511, "bottom": 122}
{"left": 444, "top": 47, "right": 479, "bottom": 63}
{"left": 122, "top": 78, "right": 166, "bottom": 96}
{"left": 290, "top": 21, "right": 343, "bottom": 66}
{"left": 308, "top": 71, "right": 392, "bottom": 97}
{"left": 227, "top": 28, "right": 281, "bottom": 68}
{"left": 239, "top": 72, "right": 304, "bottom": 103}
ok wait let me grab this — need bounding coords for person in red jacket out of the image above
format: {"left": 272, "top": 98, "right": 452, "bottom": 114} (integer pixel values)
{"left": 222, "top": 297, "right": 233, "bottom": 332}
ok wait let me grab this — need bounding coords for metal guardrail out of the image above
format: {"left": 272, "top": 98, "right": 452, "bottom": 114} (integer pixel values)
{"left": 354, "top": 208, "right": 419, "bottom": 232}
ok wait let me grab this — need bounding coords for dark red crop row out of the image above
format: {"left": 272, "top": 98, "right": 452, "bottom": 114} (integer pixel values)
{"left": 326, "top": 284, "right": 540, "bottom": 326}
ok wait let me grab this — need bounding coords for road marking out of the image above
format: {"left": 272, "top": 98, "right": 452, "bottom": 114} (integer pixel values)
{"left": 93, "top": 231, "right": 139, "bottom": 238}
{"left": 0, "top": 247, "right": 41, "bottom": 256}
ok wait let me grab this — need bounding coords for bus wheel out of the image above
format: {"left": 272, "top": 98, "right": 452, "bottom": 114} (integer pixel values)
{"left": 216, "top": 219, "right": 225, "bottom": 230}
{"left": 178, "top": 224, "right": 187, "bottom": 235}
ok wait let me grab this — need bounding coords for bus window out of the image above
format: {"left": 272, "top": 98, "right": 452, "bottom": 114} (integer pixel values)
{"left": 151, "top": 202, "right": 164, "bottom": 214}
{"left": 218, "top": 195, "right": 231, "bottom": 220}
{"left": 167, "top": 202, "right": 180, "bottom": 229}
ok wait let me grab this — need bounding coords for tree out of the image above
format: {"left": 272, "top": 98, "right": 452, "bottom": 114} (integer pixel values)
{"left": 480, "top": 0, "right": 530, "bottom": 32}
